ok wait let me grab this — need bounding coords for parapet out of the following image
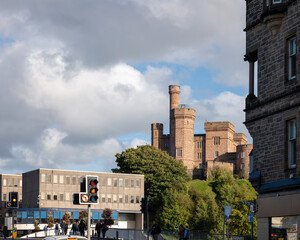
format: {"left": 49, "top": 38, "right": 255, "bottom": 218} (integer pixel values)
{"left": 234, "top": 133, "right": 248, "bottom": 143}
{"left": 151, "top": 123, "right": 164, "bottom": 131}
{"left": 204, "top": 121, "right": 235, "bottom": 132}
{"left": 168, "top": 85, "right": 180, "bottom": 94}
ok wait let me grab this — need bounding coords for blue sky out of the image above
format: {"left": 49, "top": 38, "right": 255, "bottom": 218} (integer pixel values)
{"left": 0, "top": 0, "right": 250, "bottom": 174}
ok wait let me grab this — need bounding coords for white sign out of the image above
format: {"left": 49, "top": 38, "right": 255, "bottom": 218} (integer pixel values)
{"left": 224, "top": 205, "right": 232, "bottom": 216}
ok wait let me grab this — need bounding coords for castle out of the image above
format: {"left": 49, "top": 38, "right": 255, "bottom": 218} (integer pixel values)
{"left": 151, "top": 85, "right": 252, "bottom": 179}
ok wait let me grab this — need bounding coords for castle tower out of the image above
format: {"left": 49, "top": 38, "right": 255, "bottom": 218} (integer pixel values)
{"left": 236, "top": 144, "right": 252, "bottom": 179}
{"left": 151, "top": 123, "right": 164, "bottom": 149}
{"left": 169, "top": 85, "right": 196, "bottom": 170}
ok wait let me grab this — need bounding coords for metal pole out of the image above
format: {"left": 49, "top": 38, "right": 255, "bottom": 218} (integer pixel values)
{"left": 223, "top": 215, "right": 225, "bottom": 240}
{"left": 227, "top": 218, "right": 229, "bottom": 240}
{"left": 146, "top": 197, "right": 149, "bottom": 240}
{"left": 251, "top": 221, "right": 253, "bottom": 240}
{"left": 87, "top": 204, "right": 91, "bottom": 240}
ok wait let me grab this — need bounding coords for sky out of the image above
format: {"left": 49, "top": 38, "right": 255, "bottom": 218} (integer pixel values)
{"left": 0, "top": 0, "right": 250, "bottom": 174}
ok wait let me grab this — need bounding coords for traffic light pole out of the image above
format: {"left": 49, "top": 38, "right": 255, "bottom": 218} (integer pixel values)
{"left": 146, "top": 197, "right": 149, "bottom": 240}
{"left": 87, "top": 204, "right": 91, "bottom": 240}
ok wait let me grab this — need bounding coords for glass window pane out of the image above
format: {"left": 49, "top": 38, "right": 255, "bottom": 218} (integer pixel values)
{"left": 41, "top": 211, "right": 47, "bottom": 219}
{"left": 73, "top": 212, "right": 79, "bottom": 219}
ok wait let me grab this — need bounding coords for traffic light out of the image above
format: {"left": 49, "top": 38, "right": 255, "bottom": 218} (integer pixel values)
{"left": 140, "top": 197, "right": 146, "bottom": 214}
{"left": 79, "top": 175, "right": 99, "bottom": 204}
{"left": 87, "top": 176, "right": 99, "bottom": 203}
{"left": 6, "top": 192, "right": 19, "bottom": 208}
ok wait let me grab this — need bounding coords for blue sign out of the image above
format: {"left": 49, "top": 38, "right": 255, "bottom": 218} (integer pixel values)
{"left": 248, "top": 213, "right": 253, "bottom": 222}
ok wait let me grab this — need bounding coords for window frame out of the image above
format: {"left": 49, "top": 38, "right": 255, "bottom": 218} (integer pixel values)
{"left": 287, "top": 119, "right": 297, "bottom": 168}
{"left": 214, "top": 137, "right": 220, "bottom": 145}
{"left": 288, "top": 36, "right": 297, "bottom": 80}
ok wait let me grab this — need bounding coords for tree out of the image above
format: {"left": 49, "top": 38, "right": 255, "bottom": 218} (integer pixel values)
{"left": 112, "top": 145, "right": 190, "bottom": 227}
{"left": 113, "top": 145, "right": 190, "bottom": 199}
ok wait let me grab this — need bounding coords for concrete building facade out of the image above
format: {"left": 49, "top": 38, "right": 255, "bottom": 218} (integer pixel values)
{"left": 244, "top": 0, "right": 300, "bottom": 239}
{"left": 152, "top": 85, "right": 252, "bottom": 178}
{"left": 1, "top": 169, "right": 144, "bottom": 232}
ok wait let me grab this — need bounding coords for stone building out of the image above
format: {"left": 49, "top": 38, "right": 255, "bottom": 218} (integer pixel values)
{"left": 151, "top": 85, "right": 252, "bottom": 178}
{"left": 244, "top": 0, "right": 300, "bottom": 239}
{"left": 1, "top": 169, "right": 144, "bottom": 232}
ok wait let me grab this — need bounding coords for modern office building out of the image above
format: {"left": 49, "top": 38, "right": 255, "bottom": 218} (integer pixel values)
{"left": 1, "top": 169, "right": 144, "bottom": 232}
{"left": 152, "top": 85, "right": 252, "bottom": 179}
{"left": 0, "top": 174, "right": 22, "bottom": 227}
{"left": 244, "top": 0, "right": 300, "bottom": 239}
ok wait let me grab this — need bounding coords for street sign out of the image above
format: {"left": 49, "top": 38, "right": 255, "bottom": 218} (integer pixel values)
{"left": 224, "top": 205, "right": 232, "bottom": 216}
{"left": 80, "top": 194, "right": 89, "bottom": 203}
{"left": 226, "top": 215, "right": 229, "bottom": 222}
{"left": 6, "top": 202, "right": 12, "bottom": 208}
{"left": 248, "top": 213, "right": 253, "bottom": 222}
{"left": 12, "top": 227, "right": 17, "bottom": 239}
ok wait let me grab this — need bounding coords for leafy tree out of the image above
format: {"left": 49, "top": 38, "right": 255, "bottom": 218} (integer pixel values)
{"left": 113, "top": 145, "right": 190, "bottom": 200}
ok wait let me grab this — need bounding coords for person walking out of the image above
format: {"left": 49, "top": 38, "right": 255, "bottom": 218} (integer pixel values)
{"left": 101, "top": 223, "right": 108, "bottom": 239}
{"left": 183, "top": 224, "right": 190, "bottom": 240}
{"left": 55, "top": 222, "right": 60, "bottom": 236}
{"left": 60, "top": 221, "right": 66, "bottom": 235}
{"left": 95, "top": 221, "right": 103, "bottom": 239}
{"left": 78, "top": 220, "right": 86, "bottom": 236}
{"left": 43, "top": 225, "right": 48, "bottom": 236}
{"left": 3, "top": 226, "right": 8, "bottom": 239}
{"left": 64, "top": 221, "right": 68, "bottom": 235}
{"left": 71, "top": 221, "right": 79, "bottom": 235}
{"left": 150, "top": 221, "right": 161, "bottom": 240}
{"left": 179, "top": 224, "right": 185, "bottom": 240}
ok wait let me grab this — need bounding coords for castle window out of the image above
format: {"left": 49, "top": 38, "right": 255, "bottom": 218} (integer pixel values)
{"left": 177, "top": 149, "right": 182, "bottom": 157}
{"left": 197, "top": 141, "right": 202, "bottom": 149}
{"left": 241, "top": 152, "right": 245, "bottom": 159}
{"left": 215, "top": 151, "right": 219, "bottom": 158}
{"left": 197, "top": 152, "right": 202, "bottom": 160}
{"left": 288, "top": 36, "right": 296, "bottom": 80}
{"left": 287, "top": 119, "right": 296, "bottom": 168}
{"left": 214, "top": 137, "right": 220, "bottom": 145}
{"left": 164, "top": 143, "right": 169, "bottom": 149}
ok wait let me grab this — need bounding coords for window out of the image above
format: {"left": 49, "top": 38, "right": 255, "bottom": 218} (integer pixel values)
{"left": 125, "top": 195, "right": 129, "bottom": 203}
{"left": 3, "top": 179, "right": 7, "bottom": 186}
{"left": 199, "top": 164, "right": 202, "bottom": 169}
{"left": 164, "top": 143, "right": 169, "bottom": 149}
{"left": 59, "top": 175, "right": 64, "bottom": 184}
{"left": 113, "top": 194, "right": 117, "bottom": 203}
{"left": 72, "top": 177, "right": 76, "bottom": 185}
{"left": 47, "top": 174, "right": 52, "bottom": 183}
{"left": 47, "top": 194, "right": 51, "bottom": 200}
{"left": 136, "top": 196, "right": 140, "bottom": 204}
{"left": 3, "top": 193, "right": 7, "bottom": 201}
{"left": 197, "top": 152, "right": 202, "bottom": 160}
{"left": 119, "top": 194, "right": 123, "bottom": 203}
{"left": 215, "top": 151, "right": 219, "bottom": 158}
{"left": 288, "top": 119, "right": 296, "bottom": 168}
{"left": 136, "top": 179, "right": 141, "bottom": 188}
{"left": 125, "top": 179, "right": 129, "bottom": 187}
{"left": 53, "top": 195, "right": 58, "bottom": 200}
{"left": 266, "top": 0, "right": 270, "bottom": 6}
{"left": 113, "top": 178, "right": 118, "bottom": 187}
{"left": 65, "top": 192, "right": 70, "bottom": 201}
{"left": 53, "top": 175, "right": 58, "bottom": 183}
{"left": 241, "top": 152, "right": 245, "bottom": 159}
{"left": 131, "top": 179, "right": 134, "bottom": 188}
{"left": 197, "top": 141, "right": 203, "bottom": 149}
{"left": 177, "top": 149, "right": 182, "bottom": 157}
{"left": 119, "top": 178, "right": 123, "bottom": 187}
{"left": 41, "top": 192, "right": 45, "bottom": 200}
{"left": 66, "top": 177, "right": 70, "bottom": 184}
{"left": 101, "top": 194, "right": 106, "bottom": 203}
{"left": 214, "top": 137, "right": 220, "bottom": 145}
{"left": 60, "top": 194, "right": 64, "bottom": 201}
{"left": 288, "top": 37, "right": 296, "bottom": 80}
{"left": 19, "top": 180, "right": 22, "bottom": 187}
{"left": 107, "top": 178, "right": 112, "bottom": 186}
{"left": 41, "top": 174, "right": 46, "bottom": 183}
{"left": 107, "top": 194, "right": 111, "bottom": 203}
{"left": 130, "top": 196, "right": 134, "bottom": 203}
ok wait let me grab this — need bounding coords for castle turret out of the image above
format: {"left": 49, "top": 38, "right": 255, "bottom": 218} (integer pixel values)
{"left": 151, "top": 123, "right": 164, "bottom": 149}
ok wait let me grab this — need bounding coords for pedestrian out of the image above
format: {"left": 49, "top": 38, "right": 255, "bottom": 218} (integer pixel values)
{"left": 78, "top": 220, "right": 86, "bottom": 236}
{"left": 64, "top": 221, "right": 68, "bottom": 235}
{"left": 3, "top": 226, "right": 8, "bottom": 239}
{"left": 44, "top": 225, "right": 48, "bottom": 236}
{"left": 150, "top": 220, "right": 161, "bottom": 240}
{"left": 71, "top": 220, "right": 79, "bottom": 235}
{"left": 183, "top": 224, "right": 190, "bottom": 240}
{"left": 179, "top": 224, "right": 185, "bottom": 240}
{"left": 60, "top": 220, "right": 66, "bottom": 235}
{"left": 101, "top": 223, "right": 108, "bottom": 239}
{"left": 95, "top": 221, "right": 103, "bottom": 239}
{"left": 55, "top": 222, "right": 60, "bottom": 236}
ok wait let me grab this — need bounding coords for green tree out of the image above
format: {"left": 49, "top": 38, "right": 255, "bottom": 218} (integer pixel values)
{"left": 113, "top": 145, "right": 190, "bottom": 199}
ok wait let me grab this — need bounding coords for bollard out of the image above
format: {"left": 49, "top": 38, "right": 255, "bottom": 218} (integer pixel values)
{"left": 116, "top": 230, "right": 118, "bottom": 240}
